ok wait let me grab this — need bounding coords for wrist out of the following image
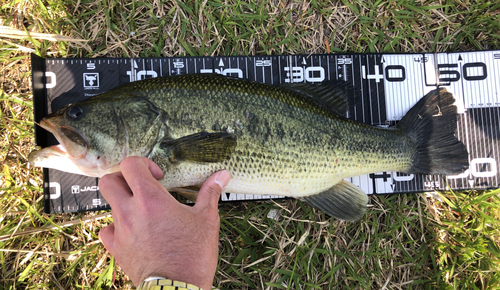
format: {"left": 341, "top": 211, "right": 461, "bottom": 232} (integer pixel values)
{"left": 136, "top": 276, "right": 203, "bottom": 290}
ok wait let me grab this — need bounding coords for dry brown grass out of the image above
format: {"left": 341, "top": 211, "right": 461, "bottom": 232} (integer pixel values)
{"left": 53, "top": 0, "right": 497, "bottom": 58}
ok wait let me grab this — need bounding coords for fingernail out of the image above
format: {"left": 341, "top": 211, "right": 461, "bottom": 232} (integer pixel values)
{"left": 215, "top": 170, "right": 231, "bottom": 189}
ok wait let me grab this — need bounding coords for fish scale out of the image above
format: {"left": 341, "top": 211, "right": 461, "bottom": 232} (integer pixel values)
{"left": 141, "top": 75, "right": 413, "bottom": 195}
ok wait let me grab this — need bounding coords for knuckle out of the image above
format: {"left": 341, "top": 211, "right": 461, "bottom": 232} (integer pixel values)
{"left": 205, "top": 183, "right": 222, "bottom": 198}
{"left": 98, "top": 173, "right": 113, "bottom": 187}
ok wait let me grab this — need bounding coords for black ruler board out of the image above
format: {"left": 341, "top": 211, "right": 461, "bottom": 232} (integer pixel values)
{"left": 31, "top": 51, "right": 500, "bottom": 214}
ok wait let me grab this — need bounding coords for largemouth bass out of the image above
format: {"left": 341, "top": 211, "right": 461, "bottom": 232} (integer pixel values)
{"left": 29, "top": 74, "right": 468, "bottom": 221}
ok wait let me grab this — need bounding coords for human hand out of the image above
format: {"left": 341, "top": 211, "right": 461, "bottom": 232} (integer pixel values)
{"left": 98, "top": 157, "right": 231, "bottom": 289}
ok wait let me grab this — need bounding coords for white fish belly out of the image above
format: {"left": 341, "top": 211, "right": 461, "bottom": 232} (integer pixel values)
{"left": 158, "top": 161, "right": 340, "bottom": 198}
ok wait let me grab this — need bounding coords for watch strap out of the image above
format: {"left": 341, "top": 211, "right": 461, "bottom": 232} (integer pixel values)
{"left": 137, "top": 277, "right": 203, "bottom": 290}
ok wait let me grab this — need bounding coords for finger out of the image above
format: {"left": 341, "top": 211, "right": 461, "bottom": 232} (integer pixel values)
{"left": 98, "top": 222, "right": 116, "bottom": 254}
{"left": 120, "top": 157, "right": 169, "bottom": 199}
{"left": 98, "top": 172, "right": 132, "bottom": 207}
{"left": 121, "top": 156, "right": 163, "bottom": 179}
{"left": 147, "top": 158, "right": 164, "bottom": 180}
{"left": 195, "top": 170, "right": 231, "bottom": 211}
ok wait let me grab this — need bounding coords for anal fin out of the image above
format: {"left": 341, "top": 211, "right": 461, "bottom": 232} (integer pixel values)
{"left": 301, "top": 180, "right": 368, "bottom": 221}
{"left": 170, "top": 186, "right": 200, "bottom": 202}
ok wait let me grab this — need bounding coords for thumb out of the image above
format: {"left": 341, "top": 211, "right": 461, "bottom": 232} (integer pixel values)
{"left": 98, "top": 223, "right": 116, "bottom": 254}
{"left": 195, "top": 170, "right": 231, "bottom": 210}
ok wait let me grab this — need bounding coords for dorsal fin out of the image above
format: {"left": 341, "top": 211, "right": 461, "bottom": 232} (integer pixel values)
{"left": 278, "top": 80, "right": 353, "bottom": 117}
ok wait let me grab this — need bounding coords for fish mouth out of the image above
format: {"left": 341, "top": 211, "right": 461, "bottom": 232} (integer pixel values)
{"left": 29, "top": 117, "right": 120, "bottom": 178}
{"left": 35, "top": 118, "right": 89, "bottom": 160}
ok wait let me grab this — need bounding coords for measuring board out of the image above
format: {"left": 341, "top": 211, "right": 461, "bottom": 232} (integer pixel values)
{"left": 31, "top": 51, "right": 500, "bottom": 214}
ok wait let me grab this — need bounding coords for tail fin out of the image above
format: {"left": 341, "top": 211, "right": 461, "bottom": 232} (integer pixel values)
{"left": 398, "top": 88, "right": 469, "bottom": 175}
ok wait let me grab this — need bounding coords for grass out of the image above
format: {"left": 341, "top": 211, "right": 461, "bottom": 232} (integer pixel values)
{"left": 428, "top": 189, "right": 500, "bottom": 289}
{"left": 217, "top": 196, "right": 436, "bottom": 289}
{"left": 1, "top": 0, "right": 500, "bottom": 289}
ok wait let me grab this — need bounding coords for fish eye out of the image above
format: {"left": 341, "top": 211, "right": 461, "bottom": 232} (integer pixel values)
{"left": 67, "top": 105, "right": 84, "bottom": 119}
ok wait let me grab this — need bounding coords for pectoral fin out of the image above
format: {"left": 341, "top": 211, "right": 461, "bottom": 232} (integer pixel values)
{"left": 150, "top": 131, "right": 237, "bottom": 163}
{"left": 301, "top": 180, "right": 368, "bottom": 221}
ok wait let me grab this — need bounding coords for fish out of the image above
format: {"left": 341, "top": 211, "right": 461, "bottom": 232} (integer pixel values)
{"left": 29, "top": 74, "right": 469, "bottom": 221}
